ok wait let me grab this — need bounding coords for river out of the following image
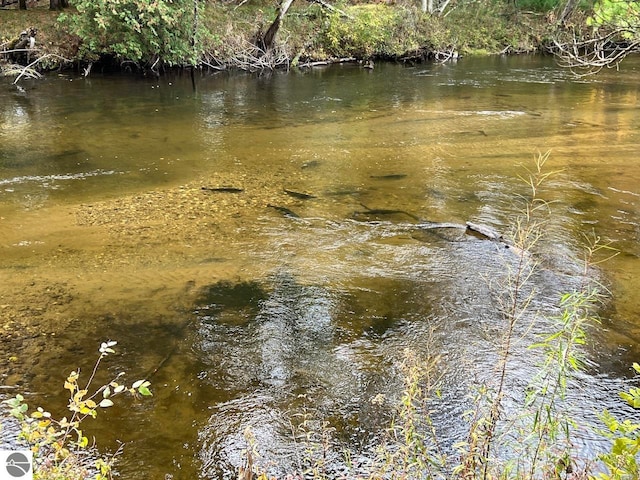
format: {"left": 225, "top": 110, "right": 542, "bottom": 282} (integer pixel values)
{"left": 1, "top": 55, "right": 639, "bottom": 479}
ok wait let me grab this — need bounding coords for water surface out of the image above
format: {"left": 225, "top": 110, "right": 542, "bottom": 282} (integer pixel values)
{"left": 1, "top": 55, "right": 639, "bottom": 478}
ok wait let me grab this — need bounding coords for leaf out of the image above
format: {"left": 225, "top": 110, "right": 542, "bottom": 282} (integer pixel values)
{"left": 138, "top": 385, "right": 152, "bottom": 396}
{"left": 100, "top": 341, "right": 116, "bottom": 354}
{"left": 132, "top": 379, "right": 146, "bottom": 389}
{"left": 38, "top": 419, "right": 51, "bottom": 429}
{"left": 79, "top": 406, "right": 93, "bottom": 415}
{"left": 99, "top": 399, "right": 114, "bottom": 408}
{"left": 103, "top": 386, "right": 111, "bottom": 398}
{"left": 74, "top": 389, "right": 88, "bottom": 402}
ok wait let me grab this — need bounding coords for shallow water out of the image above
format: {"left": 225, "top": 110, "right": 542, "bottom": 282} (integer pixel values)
{"left": 1, "top": 55, "right": 640, "bottom": 478}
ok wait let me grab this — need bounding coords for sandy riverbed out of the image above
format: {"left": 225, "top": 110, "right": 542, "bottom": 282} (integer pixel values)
{"left": 0, "top": 170, "right": 306, "bottom": 387}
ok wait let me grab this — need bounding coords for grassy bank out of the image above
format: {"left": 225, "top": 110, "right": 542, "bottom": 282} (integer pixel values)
{"left": 0, "top": 0, "right": 560, "bottom": 74}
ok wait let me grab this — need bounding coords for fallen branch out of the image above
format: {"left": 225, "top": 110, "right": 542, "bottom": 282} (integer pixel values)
{"left": 1, "top": 61, "right": 41, "bottom": 79}
{"left": 1, "top": 48, "right": 36, "bottom": 55}
{"left": 13, "top": 53, "right": 72, "bottom": 84}
{"left": 228, "top": 38, "right": 290, "bottom": 71}
{"left": 434, "top": 46, "right": 459, "bottom": 63}
{"left": 200, "top": 60, "right": 226, "bottom": 71}
{"left": 298, "top": 57, "right": 356, "bottom": 67}
{"left": 308, "top": 0, "right": 353, "bottom": 19}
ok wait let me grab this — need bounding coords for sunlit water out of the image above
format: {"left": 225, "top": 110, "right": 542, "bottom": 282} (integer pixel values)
{"left": 1, "top": 55, "right": 639, "bottom": 478}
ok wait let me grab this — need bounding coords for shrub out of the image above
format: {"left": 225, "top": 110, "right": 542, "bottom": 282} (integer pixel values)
{"left": 3, "top": 341, "right": 152, "bottom": 480}
{"left": 58, "top": 0, "right": 199, "bottom": 65}
{"left": 320, "top": 4, "right": 422, "bottom": 58}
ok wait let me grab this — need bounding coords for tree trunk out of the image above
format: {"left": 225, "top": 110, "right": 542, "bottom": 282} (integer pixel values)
{"left": 50, "top": 0, "right": 64, "bottom": 10}
{"left": 19, "top": 0, "right": 26, "bottom": 9}
{"left": 259, "top": 0, "right": 295, "bottom": 52}
{"left": 558, "top": 0, "right": 579, "bottom": 24}
{"left": 425, "top": 0, "right": 434, "bottom": 13}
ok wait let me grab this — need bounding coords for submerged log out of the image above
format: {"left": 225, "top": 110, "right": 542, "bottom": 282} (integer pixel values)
{"left": 419, "top": 222, "right": 466, "bottom": 230}
{"left": 465, "top": 222, "right": 503, "bottom": 241}
{"left": 465, "top": 222, "right": 525, "bottom": 255}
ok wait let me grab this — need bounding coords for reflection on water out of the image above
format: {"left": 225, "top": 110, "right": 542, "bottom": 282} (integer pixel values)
{"left": 1, "top": 56, "right": 640, "bottom": 478}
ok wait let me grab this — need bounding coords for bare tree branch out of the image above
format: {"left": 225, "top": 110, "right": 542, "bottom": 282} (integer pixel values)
{"left": 551, "top": 27, "right": 640, "bottom": 75}
{"left": 12, "top": 53, "right": 71, "bottom": 84}
{"left": 307, "top": 0, "right": 353, "bottom": 19}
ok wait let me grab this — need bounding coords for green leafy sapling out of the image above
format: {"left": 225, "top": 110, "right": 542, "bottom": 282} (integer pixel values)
{"left": 595, "top": 363, "right": 640, "bottom": 480}
{"left": 3, "top": 340, "right": 152, "bottom": 480}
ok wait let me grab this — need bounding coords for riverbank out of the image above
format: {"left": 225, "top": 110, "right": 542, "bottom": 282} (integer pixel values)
{"left": 1, "top": 0, "right": 564, "bottom": 75}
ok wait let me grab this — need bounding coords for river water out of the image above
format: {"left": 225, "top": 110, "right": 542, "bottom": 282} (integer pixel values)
{"left": 1, "top": 55, "right": 640, "bottom": 478}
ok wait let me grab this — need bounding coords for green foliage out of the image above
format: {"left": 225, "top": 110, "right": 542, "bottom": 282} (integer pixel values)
{"left": 320, "top": 5, "right": 426, "bottom": 58}
{"left": 594, "top": 363, "right": 640, "bottom": 480}
{"left": 588, "top": 0, "right": 640, "bottom": 39}
{"left": 516, "top": 0, "right": 561, "bottom": 13}
{"left": 0, "top": 0, "right": 564, "bottom": 68}
{"left": 3, "top": 341, "right": 152, "bottom": 480}
{"left": 374, "top": 350, "right": 446, "bottom": 480}
{"left": 523, "top": 284, "right": 604, "bottom": 478}
{"left": 58, "top": 0, "right": 200, "bottom": 65}
{"left": 619, "top": 364, "right": 640, "bottom": 409}
{"left": 446, "top": 0, "right": 538, "bottom": 54}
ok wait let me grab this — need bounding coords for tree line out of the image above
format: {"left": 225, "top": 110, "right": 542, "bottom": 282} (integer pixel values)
{"left": 4, "top": 0, "right": 640, "bottom": 75}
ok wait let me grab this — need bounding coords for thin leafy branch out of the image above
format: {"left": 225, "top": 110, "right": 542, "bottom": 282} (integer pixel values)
{"left": 3, "top": 341, "right": 152, "bottom": 480}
